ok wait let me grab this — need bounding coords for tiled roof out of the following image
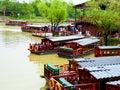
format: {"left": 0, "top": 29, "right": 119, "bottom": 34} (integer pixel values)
{"left": 73, "top": 56, "right": 120, "bottom": 67}
{"left": 106, "top": 80, "right": 120, "bottom": 86}
{"left": 98, "top": 46, "right": 120, "bottom": 50}
{"left": 48, "top": 35, "right": 85, "bottom": 42}
{"left": 26, "top": 24, "right": 48, "bottom": 28}
{"left": 71, "top": 37, "right": 100, "bottom": 46}
{"left": 9, "top": 20, "right": 27, "bottom": 22}
{"left": 85, "top": 64, "right": 120, "bottom": 79}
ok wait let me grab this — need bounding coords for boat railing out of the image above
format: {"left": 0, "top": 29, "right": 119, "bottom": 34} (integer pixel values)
{"left": 50, "top": 74, "right": 96, "bottom": 90}
{"left": 64, "top": 83, "right": 96, "bottom": 90}
{"left": 44, "top": 64, "right": 72, "bottom": 79}
{"left": 83, "top": 48, "right": 94, "bottom": 55}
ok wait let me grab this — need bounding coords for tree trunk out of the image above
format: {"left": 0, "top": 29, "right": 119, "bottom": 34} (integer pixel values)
{"left": 103, "top": 35, "right": 108, "bottom": 45}
{"left": 3, "top": 6, "right": 6, "bottom": 16}
{"left": 53, "top": 24, "right": 56, "bottom": 36}
{"left": 103, "top": 30, "right": 110, "bottom": 46}
{"left": 3, "top": 9, "right": 6, "bottom": 16}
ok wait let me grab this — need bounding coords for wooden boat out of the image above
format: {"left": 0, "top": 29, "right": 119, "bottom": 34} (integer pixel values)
{"left": 77, "top": 64, "right": 120, "bottom": 90}
{"left": 95, "top": 46, "right": 120, "bottom": 57}
{"left": 31, "top": 24, "right": 52, "bottom": 37}
{"left": 22, "top": 24, "right": 53, "bottom": 37}
{"left": 28, "top": 35, "right": 85, "bottom": 54}
{"left": 48, "top": 74, "right": 96, "bottom": 90}
{"left": 21, "top": 24, "right": 30, "bottom": 32}
{"left": 58, "top": 37, "right": 101, "bottom": 58}
{"left": 45, "top": 56, "right": 120, "bottom": 90}
{"left": 6, "top": 20, "right": 28, "bottom": 26}
{"left": 106, "top": 80, "right": 120, "bottom": 90}
{"left": 43, "top": 56, "right": 120, "bottom": 80}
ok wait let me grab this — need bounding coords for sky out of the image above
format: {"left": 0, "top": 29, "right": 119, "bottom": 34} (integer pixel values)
{"left": 18, "top": 0, "right": 90, "bottom": 5}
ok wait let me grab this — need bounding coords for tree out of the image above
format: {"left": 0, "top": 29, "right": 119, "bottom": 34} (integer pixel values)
{"left": 31, "top": 0, "right": 42, "bottom": 16}
{"left": 93, "top": 10, "right": 119, "bottom": 45}
{"left": 86, "top": 0, "right": 120, "bottom": 45}
{"left": 0, "top": 0, "right": 10, "bottom": 16}
{"left": 8, "top": 2, "right": 22, "bottom": 17}
{"left": 20, "top": 3, "right": 34, "bottom": 18}
{"left": 37, "top": 0, "right": 68, "bottom": 36}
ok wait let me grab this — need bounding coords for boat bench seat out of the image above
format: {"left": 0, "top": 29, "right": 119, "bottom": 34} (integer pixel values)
{"left": 59, "top": 78, "right": 72, "bottom": 86}
{"left": 58, "top": 78, "right": 76, "bottom": 90}
{"left": 60, "top": 47, "right": 73, "bottom": 51}
{"left": 47, "top": 63, "right": 59, "bottom": 74}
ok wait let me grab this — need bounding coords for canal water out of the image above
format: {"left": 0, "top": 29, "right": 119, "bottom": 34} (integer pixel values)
{"left": 0, "top": 25, "right": 68, "bottom": 90}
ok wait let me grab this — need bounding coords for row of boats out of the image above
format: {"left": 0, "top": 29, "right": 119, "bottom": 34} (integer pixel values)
{"left": 28, "top": 35, "right": 120, "bottom": 58}
{"left": 6, "top": 20, "right": 120, "bottom": 90}
{"left": 43, "top": 56, "right": 120, "bottom": 90}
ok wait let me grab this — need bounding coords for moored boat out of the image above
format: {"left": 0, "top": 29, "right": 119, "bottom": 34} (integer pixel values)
{"left": 106, "top": 80, "right": 120, "bottom": 90}
{"left": 95, "top": 46, "right": 120, "bottom": 57}
{"left": 45, "top": 56, "right": 120, "bottom": 90}
{"left": 43, "top": 56, "right": 120, "bottom": 80}
{"left": 58, "top": 36, "right": 101, "bottom": 58}
{"left": 6, "top": 20, "right": 28, "bottom": 26}
{"left": 28, "top": 35, "right": 85, "bottom": 54}
{"left": 21, "top": 24, "right": 53, "bottom": 37}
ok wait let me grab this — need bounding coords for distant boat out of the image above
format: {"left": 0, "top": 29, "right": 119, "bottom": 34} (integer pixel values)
{"left": 6, "top": 20, "right": 28, "bottom": 26}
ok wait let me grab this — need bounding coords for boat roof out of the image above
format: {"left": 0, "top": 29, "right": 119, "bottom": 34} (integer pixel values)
{"left": 71, "top": 56, "right": 120, "bottom": 67}
{"left": 26, "top": 24, "right": 48, "bottom": 28}
{"left": 9, "top": 20, "right": 27, "bottom": 22}
{"left": 69, "top": 37, "right": 100, "bottom": 46}
{"left": 106, "top": 80, "right": 120, "bottom": 86}
{"left": 83, "top": 64, "right": 120, "bottom": 80}
{"left": 97, "top": 46, "right": 120, "bottom": 50}
{"left": 46, "top": 35, "right": 85, "bottom": 42}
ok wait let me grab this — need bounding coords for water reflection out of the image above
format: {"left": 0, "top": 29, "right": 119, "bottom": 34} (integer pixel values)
{"left": 28, "top": 54, "right": 68, "bottom": 64}
{"left": 0, "top": 24, "right": 68, "bottom": 90}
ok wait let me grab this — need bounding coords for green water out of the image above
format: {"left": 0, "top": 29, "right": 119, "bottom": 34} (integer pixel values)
{"left": 0, "top": 25, "right": 68, "bottom": 90}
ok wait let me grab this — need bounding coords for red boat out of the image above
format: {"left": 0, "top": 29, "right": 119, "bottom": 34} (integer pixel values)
{"left": 28, "top": 35, "right": 85, "bottom": 54}
{"left": 58, "top": 37, "right": 101, "bottom": 58}
{"left": 95, "top": 46, "right": 120, "bottom": 57}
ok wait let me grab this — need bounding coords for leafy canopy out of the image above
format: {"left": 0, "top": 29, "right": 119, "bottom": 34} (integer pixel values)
{"left": 37, "top": 0, "right": 68, "bottom": 26}
{"left": 86, "top": 0, "right": 120, "bottom": 45}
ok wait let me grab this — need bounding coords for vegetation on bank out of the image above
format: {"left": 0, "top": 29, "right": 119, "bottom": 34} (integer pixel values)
{"left": 85, "top": 0, "right": 120, "bottom": 45}
{"left": 0, "top": 0, "right": 76, "bottom": 20}
{"left": 107, "top": 38, "right": 120, "bottom": 46}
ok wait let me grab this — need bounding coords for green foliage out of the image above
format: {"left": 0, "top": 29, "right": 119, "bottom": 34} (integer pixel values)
{"left": 86, "top": 0, "right": 120, "bottom": 45}
{"left": 0, "top": 0, "right": 73, "bottom": 21}
{"left": 19, "top": 3, "right": 34, "bottom": 17}
{"left": 0, "top": 0, "right": 35, "bottom": 18}
{"left": 0, "top": 0, "right": 10, "bottom": 16}
{"left": 9, "top": 2, "right": 22, "bottom": 16}
{"left": 37, "top": 0, "right": 68, "bottom": 26}
{"left": 31, "top": 0, "right": 42, "bottom": 16}
{"left": 107, "top": 38, "right": 120, "bottom": 45}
